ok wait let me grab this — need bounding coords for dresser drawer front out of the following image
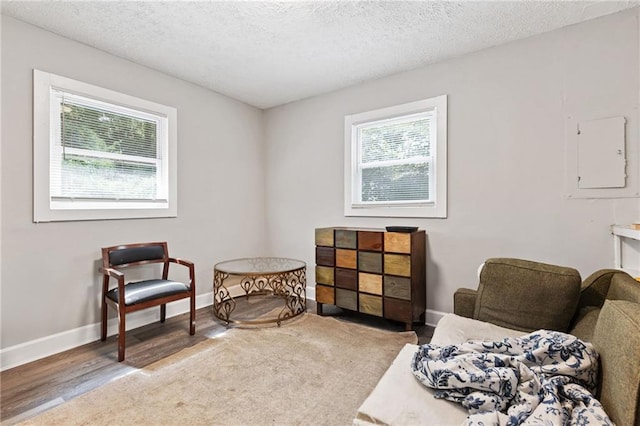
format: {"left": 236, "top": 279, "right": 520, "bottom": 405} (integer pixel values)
{"left": 384, "top": 232, "right": 411, "bottom": 254}
{"left": 335, "top": 288, "right": 358, "bottom": 311}
{"left": 316, "top": 285, "right": 334, "bottom": 305}
{"left": 316, "top": 247, "right": 335, "bottom": 267}
{"left": 315, "top": 266, "right": 334, "bottom": 286}
{"left": 335, "top": 268, "right": 358, "bottom": 290}
{"left": 315, "top": 228, "right": 425, "bottom": 327}
{"left": 335, "top": 229, "right": 357, "bottom": 249}
{"left": 358, "top": 252, "right": 382, "bottom": 274}
{"left": 384, "top": 297, "right": 412, "bottom": 323}
{"left": 384, "top": 254, "right": 411, "bottom": 277}
{"left": 358, "top": 231, "right": 383, "bottom": 251}
{"left": 336, "top": 249, "right": 357, "bottom": 269}
{"left": 315, "top": 228, "right": 334, "bottom": 247}
{"left": 359, "top": 294, "right": 383, "bottom": 317}
{"left": 384, "top": 276, "right": 411, "bottom": 300}
{"left": 359, "top": 272, "right": 382, "bottom": 295}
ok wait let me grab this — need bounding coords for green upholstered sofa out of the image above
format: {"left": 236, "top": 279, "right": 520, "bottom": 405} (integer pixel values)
{"left": 355, "top": 258, "right": 640, "bottom": 426}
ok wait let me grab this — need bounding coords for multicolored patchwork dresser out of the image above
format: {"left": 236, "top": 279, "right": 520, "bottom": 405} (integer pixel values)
{"left": 314, "top": 227, "right": 426, "bottom": 330}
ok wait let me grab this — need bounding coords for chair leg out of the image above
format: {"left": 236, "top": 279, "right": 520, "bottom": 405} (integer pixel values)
{"left": 189, "top": 293, "right": 196, "bottom": 335}
{"left": 101, "top": 297, "right": 108, "bottom": 341}
{"left": 160, "top": 304, "right": 166, "bottom": 323}
{"left": 118, "top": 308, "right": 126, "bottom": 362}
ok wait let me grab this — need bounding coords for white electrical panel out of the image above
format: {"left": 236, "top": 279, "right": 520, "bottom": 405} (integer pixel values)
{"left": 577, "top": 116, "right": 626, "bottom": 189}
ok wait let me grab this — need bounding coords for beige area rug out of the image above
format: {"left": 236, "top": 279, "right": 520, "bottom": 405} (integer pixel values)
{"left": 23, "top": 314, "right": 417, "bottom": 425}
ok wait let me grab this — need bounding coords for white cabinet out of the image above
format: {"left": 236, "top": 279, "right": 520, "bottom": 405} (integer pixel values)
{"left": 611, "top": 225, "right": 640, "bottom": 277}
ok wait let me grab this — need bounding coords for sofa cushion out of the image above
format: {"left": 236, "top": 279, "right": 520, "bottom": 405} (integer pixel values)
{"left": 568, "top": 306, "right": 600, "bottom": 342}
{"left": 592, "top": 300, "right": 640, "bottom": 426}
{"left": 355, "top": 314, "right": 526, "bottom": 426}
{"left": 430, "top": 313, "right": 526, "bottom": 346}
{"left": 474, "top": 258, "right": 581, "bottom": 332}
{"left": 354, "top": 343, "right": 468, "bottom": 426}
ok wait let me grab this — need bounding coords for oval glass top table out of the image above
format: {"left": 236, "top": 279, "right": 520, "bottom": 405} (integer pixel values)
{"left": 213, "top": 257, "right": 307, "bottom": 326}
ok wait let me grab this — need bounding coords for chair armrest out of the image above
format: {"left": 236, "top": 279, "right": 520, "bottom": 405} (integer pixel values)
{"left": 99, "top": 267, "right": 126, "bottom": 299}
{"left": 99, "top": 267, "right": 124, "bottom": 280}
{"left": 453, "top": 288, "right": 477, "bottom": 319}
{"left": 169, "top": 257, "right": 194, "bottom": 268}
{"left": 169, "top": 257, "right": 196, "bottom": 291}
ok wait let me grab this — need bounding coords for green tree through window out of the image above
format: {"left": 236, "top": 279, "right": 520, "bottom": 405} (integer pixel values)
{"left": 359, "top": 117, "right": 431, "bottom": 203}
{"left": 55, "top": 98, "right": 160, "bottom": 200}
{"left": 61, "top": 103, "right": 156, "bottom": 158}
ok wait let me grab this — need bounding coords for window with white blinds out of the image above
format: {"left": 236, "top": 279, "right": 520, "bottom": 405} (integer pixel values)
{"left": 33, "top": 70, "right": 177, "bottom": 222}
{"left": 344, "top": 96, "right": 447, "bottom": 218}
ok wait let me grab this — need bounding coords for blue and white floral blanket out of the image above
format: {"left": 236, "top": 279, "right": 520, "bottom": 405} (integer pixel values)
{"left": 411, "top": 330, "right": 613, "bottom": 425}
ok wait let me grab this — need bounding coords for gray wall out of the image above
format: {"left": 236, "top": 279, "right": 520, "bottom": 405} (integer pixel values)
{"left": 1, "top": 16, "right": 267, "bottom": 349}
{"left": 2, "top": 8, "right": 640, "bottom": 360}
{"left": 263, "top": 8, "right": 640, "bottom": 319}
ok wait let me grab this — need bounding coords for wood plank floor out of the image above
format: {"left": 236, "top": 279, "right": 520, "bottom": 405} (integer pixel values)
{"left": 1, "top": 299, "right": 434, "bottom": 424}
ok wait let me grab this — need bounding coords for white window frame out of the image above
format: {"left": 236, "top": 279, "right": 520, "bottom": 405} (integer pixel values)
{"left": 33, "top": 69, "right": 178, "bottom": 222}
{"left": 344, "top": 95, "right": 447, "bottom": 218}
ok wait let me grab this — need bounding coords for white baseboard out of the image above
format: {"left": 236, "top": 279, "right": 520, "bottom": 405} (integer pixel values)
{"left": 425, "top": 309, "right": 446, "bottom": 328}
{"left": 0, "top": 292, "right": 214, "bottom": 372}
{"left": 1, "top": 287, "right": 448, "bottom": 371}
{"left": 306, "top": 286, "right": 316, "bottom": 301}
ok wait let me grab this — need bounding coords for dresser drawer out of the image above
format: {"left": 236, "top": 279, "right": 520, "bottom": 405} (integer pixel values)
{"left": 315, "top": 228, "right": 334, "bottom": 247}
{"left": 359, "top": 272, "right": 382, "bottom": 295}
{"left": 358, "top": 252, "right": 382, "bottom": 273}
{"left": 335, "top": 268, "right": 357, "bottom": 291}
{"left": 384, "top": 232, "right": 411, "bottom": 254}
{"left": 358, "top": 231, "right": 383, "bottom": 251}
{"left": 359, "top": 294, "right": 383, "bottom": 317}
{"left": 336, "top": 249, "right": 357, "bottom": 269}
{"left": 316, "top": 285, "right": 334, "bottom": 305}
{"left": 384, "top": 297, "right": 412, "bottom": 323}
{"left": 335, "top": 288, "right": 357, "bottom": 311}
{"left": 315, "top": 266, "right": 334, "bottom": 286}
{"left": 384, "top": 254, "right": 411, "bottom": 277}
{"left": 384, "top": 276, "right": 411, "bottom": 300}
{"left": 335, "top": 229, "right": 357, "bottom": 249}
{"left": 316, "top": 247, "right": 334, "bottom": 267}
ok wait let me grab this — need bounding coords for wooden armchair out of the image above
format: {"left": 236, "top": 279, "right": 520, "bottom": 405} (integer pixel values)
{"left": 100, "top": 242, "right": 196, "bottom": 361}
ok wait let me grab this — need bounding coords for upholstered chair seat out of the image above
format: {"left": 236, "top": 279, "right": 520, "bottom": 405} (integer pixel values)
{"left": 106, "top": 279, "right": 190, "bottom": 306}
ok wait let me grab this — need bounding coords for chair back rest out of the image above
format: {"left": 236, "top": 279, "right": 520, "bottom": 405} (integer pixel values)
{"left": 102, "top": 242, "right": 169, "bottom": 269}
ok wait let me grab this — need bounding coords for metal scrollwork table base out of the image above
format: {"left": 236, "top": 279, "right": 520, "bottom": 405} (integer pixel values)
{"left": 213, "top": 257, "right": 306, "bottom": 326}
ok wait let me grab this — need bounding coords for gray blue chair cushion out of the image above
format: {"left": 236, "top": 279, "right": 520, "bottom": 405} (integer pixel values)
{"left": 106, "top": 279, "right": 190, "bottom": 306}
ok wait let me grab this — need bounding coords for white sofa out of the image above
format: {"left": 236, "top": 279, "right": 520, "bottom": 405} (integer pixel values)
{"left": 353, "top": 313, "right": 526, "bottom": 426}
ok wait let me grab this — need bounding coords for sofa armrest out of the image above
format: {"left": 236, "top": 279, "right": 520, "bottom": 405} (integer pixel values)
{"left": 592, "top": 300, "right": 640, "bottom": 426}
{"left": 453, "top": 288, "right": 477, "bottom": 318}
{"left": 571, "top": 269, "right": 640, "bottom": 340}
{"left": 578, "top": 269, "right": 619, "bottom": 309}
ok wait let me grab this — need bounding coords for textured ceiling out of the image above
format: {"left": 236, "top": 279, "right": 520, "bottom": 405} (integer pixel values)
{"left": 2, "top": 1, "right": 639, "bottom": 108}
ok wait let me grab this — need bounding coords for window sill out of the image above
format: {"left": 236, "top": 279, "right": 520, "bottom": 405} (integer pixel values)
{"left": 344, "top": 204, "right": 446, "bottom": 218}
